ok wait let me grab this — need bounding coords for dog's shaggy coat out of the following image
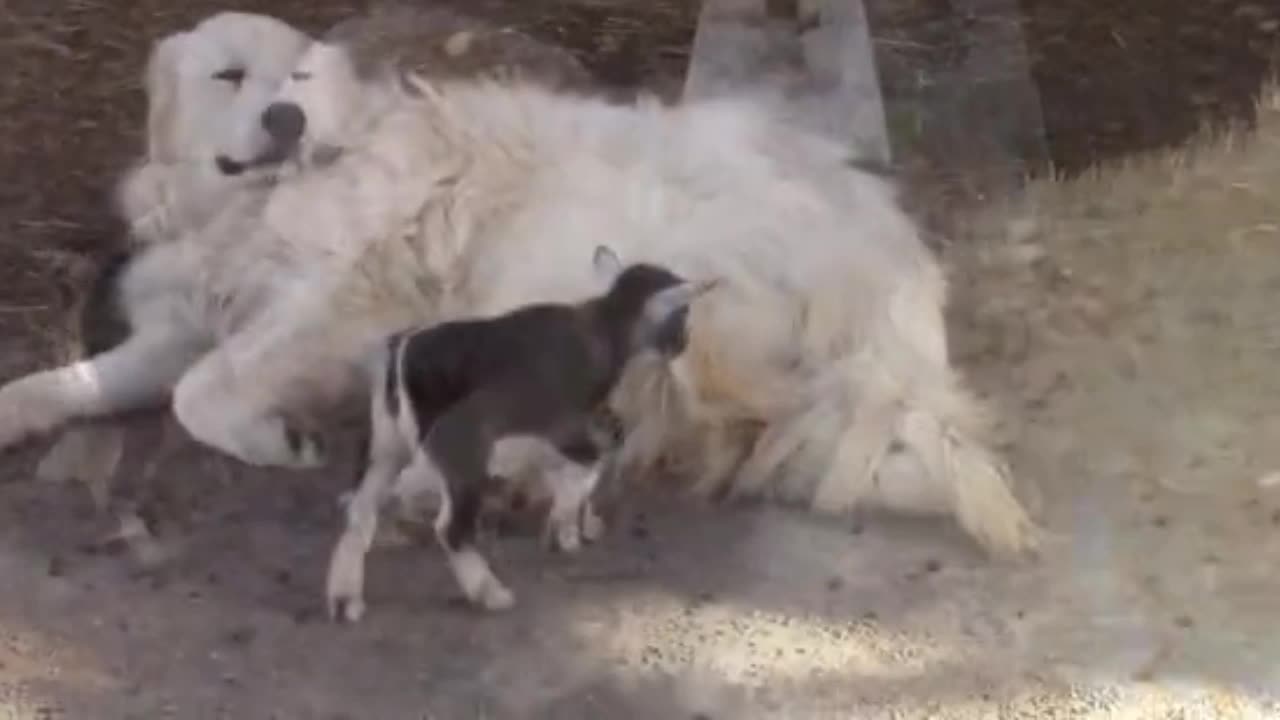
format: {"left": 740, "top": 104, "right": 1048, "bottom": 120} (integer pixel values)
{"left": 2, "top": 17, "right": 1039, "bottom": 557}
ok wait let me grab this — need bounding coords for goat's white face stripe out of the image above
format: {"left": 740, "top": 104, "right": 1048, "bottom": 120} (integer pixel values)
{"left": 642, "top": 277, "right": 720, "bottom": 327}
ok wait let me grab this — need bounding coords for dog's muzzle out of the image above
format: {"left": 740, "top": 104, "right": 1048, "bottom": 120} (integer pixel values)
{"left": 214, "top": 102, "right": 308, "bottom": 176}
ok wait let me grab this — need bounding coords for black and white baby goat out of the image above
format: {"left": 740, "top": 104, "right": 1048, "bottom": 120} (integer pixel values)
{"left": 325, "top": 245, "right": 717, "bottom": 621}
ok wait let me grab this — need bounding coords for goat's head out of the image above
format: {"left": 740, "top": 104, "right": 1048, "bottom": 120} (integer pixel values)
{"left": 592, "top": 245, "right": 719, "bottom": 359}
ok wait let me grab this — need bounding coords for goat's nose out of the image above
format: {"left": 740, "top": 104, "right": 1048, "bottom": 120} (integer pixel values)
{"left": 261, "top": 102, "right": 306, "bottom": 144}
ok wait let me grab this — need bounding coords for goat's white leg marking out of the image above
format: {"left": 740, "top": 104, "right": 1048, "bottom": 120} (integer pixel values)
{"left": 543, "top": 462, "right": 604, "bottom": 554}
{"left": 580, "top": 499, "right": 605, "bottom": 543}
{"left": 445, "top": 545, "right": 515, "bottom": 612}
{"left": 419, "top": 452, "right": 515, "bottom": 612}
{"left": 0, "top": 328, "right": 205, "bottom": 451}
{"left": 325, "top": 459, "right": 398, "bottom": 623}
{"left": 326, "top": 411, "right": 410, "bottom": 623}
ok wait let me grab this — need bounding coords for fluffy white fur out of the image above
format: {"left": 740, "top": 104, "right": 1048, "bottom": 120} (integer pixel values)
{"left": 2, "top": 27, "right": 1039, "bottom": 558}
{"left": 119, "top": 12, "right": 314, "bottom": 247}
{"left": 34, "top": 12, "right": 315, "bottom": 489}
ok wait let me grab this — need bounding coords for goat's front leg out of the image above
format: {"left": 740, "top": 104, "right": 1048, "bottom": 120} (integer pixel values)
{"left": 542, "top": 461, "right": 605, "bottom": 554}
{"left": 0, "top": 326, "right": 207, "bottom": 453}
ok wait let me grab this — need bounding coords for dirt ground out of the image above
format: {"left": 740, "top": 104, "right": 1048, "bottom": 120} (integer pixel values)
{"left": 1, "top": 0, "right": 1280, "bottom": 718}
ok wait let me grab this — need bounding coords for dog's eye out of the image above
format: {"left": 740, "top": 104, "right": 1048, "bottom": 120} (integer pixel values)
{"left": 212, "top": 68, "right": 246, "bottom": 86}
{"left": 291, "top": 71, "right": 312, "bottom": 82}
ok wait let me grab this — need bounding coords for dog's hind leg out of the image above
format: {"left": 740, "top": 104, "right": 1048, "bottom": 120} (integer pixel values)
{"left": 171, "top": 347, "right": 327, "bottom": 468}
{"left": 0, "top": 324, "right": 207, "bottom": 453}
{"left": 169, "top": 309, "right": 366, "bottom": 469}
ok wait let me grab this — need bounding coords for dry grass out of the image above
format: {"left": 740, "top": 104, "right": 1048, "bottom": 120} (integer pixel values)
{"left": 944, "top": 79, "right": 1280, "bottom": 503}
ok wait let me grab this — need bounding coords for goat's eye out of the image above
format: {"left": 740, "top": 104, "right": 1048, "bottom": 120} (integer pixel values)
{"left": 290, "top": 71, "right": 312, "bottom": 82}
{"left": 212, "top": 68, "right": 245, "bottom": 86}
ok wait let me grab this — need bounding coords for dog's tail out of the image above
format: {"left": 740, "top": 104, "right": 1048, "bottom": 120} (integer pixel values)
{"left": 616, "top": 262, "right": 1040, "bottom": 560}
{"left": 740, "top": 276, "right": 1040, "bottom": 558}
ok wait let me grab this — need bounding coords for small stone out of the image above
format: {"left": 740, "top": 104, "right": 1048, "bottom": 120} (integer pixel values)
{"left": 443, "top": 31, "right": 474, "bottom": 57}
{"left": 825, "top": 576, "right": 843, "bottom": 591}
{"left": 1152, "top": 515, "right": 1169, "bottom": 528}
{"left": 1174, "top": 615, "right": 1195, "bottom": 629}
{"left": 924, "top": 558, "right": 942, "bottom": 573}
{"left": 225, "top": 625, "right": 256, "bottom": 647}
{"left": 47, "top": 555, "right": 66, "bottom": 578}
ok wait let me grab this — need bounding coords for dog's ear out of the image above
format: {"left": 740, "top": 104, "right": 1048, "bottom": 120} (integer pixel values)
{"left": 143, "top": 32, "right": 188, "bottom": 162}
{"left": 642, "top": 278, "right": 719, "bottom": 326}
{"left": 592, "top": 245, "right": 624, "bottom": 285}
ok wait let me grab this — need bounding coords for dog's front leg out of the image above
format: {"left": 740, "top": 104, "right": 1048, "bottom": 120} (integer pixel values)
{"left": 0, "top": 325, "right": 207, "bottom": 453}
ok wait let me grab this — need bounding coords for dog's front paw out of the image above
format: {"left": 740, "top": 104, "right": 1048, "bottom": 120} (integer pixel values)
{"left": 0, "top": 376, "right": 60, "bottom": 452}
{"left": 235, "top": 417, "right": 327, "bottom": 469}
{"left": 282, "top": 424, "right": 327, "bottom": 468}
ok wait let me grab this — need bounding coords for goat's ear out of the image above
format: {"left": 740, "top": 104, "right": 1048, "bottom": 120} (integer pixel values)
{"left": 643, "top": 278, "right": 720, "bottom": 324}
{"left": 593, "top": 245, "right": 624, "bottom": 284}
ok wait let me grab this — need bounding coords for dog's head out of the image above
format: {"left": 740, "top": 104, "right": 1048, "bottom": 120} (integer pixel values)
{"left": 258, "top": 39, "right": 379, "bottom": 171}
{"left": 257, "top": 2, "right": 598, "bottom": 175}
{"left": 142, "top": 12, "right": 313, "bottom": 177}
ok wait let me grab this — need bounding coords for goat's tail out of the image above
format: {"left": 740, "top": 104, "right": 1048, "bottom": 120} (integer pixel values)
{"left": 618, "top": 271, "right": 1041, "bottom": 560}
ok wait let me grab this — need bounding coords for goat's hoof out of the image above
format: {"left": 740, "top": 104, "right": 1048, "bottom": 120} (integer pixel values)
{"left": 559, "top": 532, "right": 583, "bottom": 554}
{"left": 544, "top": 521, "right": 582, "bottom": 554}
{"left": 328, "top": 595, "right": 366, "bottom": 624}
{"left": 325, "top": 545, "right": 367, "bottom": 622}
{"left": 581, "top": 507, "right": 605, "bottom": 543}
{"left": 475, "top": 581, "right": 516, "bottom": 612}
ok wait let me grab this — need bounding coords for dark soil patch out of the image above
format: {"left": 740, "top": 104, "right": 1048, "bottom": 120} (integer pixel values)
{"left": 1, "top": 0, "right": 1276, "bottom": 324}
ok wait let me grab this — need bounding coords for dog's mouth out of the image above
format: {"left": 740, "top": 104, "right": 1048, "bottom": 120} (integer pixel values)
{"left": 215, "top": 142, "right": 344, "bottom": 176}
{"left": 215, "top": 141, "right": 297, "bottom": 176}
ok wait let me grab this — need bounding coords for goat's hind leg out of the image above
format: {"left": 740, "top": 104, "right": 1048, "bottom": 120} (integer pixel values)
{"left": 420, "top": 429, "right": 514, "bottom": 612}
{"left": 326, "top": 411, "right": 410, "bottom": 623}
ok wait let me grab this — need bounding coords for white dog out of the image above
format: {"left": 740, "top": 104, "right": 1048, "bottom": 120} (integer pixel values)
{"left": 2, "top": 22, "right": 1039, "bottom": 558}
{"left": 119, "top": 11, "right": 314, "bottom": 247}
{"left": 32, "top": 12, "right": 315, "bottom": 492}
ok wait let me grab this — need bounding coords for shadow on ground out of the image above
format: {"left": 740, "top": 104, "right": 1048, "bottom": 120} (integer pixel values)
{"left": 2, "top": 1, "right": 1280, "bottom": 718}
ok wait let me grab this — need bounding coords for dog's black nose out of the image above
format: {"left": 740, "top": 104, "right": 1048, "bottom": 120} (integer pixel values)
{"left": 261, "top": 102, "right": 306, "bottom": 144}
